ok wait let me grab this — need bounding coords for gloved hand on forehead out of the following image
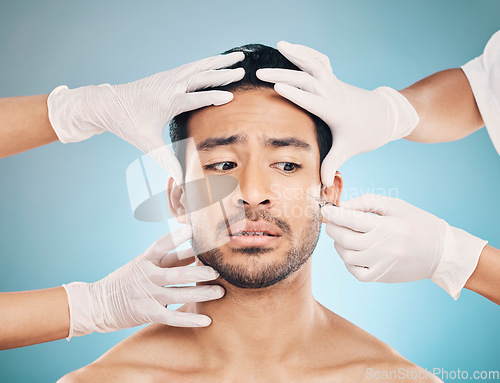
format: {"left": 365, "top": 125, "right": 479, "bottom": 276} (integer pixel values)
{"left": 256, "top": 41, "right": 419, "bottom": 187}
{"left": 63, "top": 225, "right": 224, "bottom": 339}
{"left": 48, "top": 52, "right": 245, "bottom": 185}
{"left": 321, "top": 194, "right": 488, "bottom": 299}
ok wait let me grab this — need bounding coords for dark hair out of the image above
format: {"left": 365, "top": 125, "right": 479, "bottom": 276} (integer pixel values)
{"left": 169, "top": 44, "right": 332, "bottom": 174}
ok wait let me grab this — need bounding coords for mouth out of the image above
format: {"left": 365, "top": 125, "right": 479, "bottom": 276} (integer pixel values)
{"left": 227, "top": 221, "right": 282, "bottom": 246}
{"left": 231, "top": 231, "right": 278, "bottom": 237}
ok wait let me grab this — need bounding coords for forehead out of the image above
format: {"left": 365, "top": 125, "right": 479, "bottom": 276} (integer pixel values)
{"left": 187, "top": 88, "right": 318, "bottom": 147}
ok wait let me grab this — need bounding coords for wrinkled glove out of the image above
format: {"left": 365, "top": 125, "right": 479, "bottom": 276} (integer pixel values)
{"left": 256, "top": 41, "right": 419, "bottom": 187}
{"left": 48, "top": 51, "right": 245, "bottom": 185}
{"left": 63, "top": 225, "right": 224, "bottom": 339}
{"left": 322, "top": 194, "right": 487, "bottom": 299}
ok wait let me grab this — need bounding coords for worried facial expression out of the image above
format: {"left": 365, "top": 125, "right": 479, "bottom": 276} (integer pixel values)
{"left": 171, "top": 89, "right": 340, "bottom": 289}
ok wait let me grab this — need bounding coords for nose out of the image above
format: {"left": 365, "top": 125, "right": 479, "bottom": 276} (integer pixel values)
{"left": 231, "top": 164, "right": 273, "bottom": 210}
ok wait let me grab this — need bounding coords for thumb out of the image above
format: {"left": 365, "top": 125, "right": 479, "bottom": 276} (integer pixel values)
{"left": 143, "top": 140, "right": 184, "bottom": 187}
{"left": 320, "top": 141, "right": 345, "bottom": 187}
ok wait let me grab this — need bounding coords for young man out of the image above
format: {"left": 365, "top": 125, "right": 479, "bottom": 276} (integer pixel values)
{"left": 60, "top": 45, "right": 440, "bottom": 382}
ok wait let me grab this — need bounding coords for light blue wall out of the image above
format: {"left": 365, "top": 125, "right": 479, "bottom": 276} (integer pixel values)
{"left": 1, "top": 1, "right": 499, "bottom": 381}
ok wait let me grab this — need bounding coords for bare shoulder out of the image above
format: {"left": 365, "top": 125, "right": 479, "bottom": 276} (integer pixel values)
{"left": 57, "top": 362, "right": 163, "bottom": 383}
{"left": 59, "top": 324, "right": 195, "bottom": 382}
{"left": 314, "top": 302, "right": 442, "bottom": 382}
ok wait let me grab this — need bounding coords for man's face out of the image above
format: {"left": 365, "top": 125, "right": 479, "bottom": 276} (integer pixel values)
{"left": 177, "top": 88, "right": 332, "bottom": 289}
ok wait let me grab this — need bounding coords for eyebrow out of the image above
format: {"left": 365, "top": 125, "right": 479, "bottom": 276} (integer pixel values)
{"left": 263, "top": 137, "right": 311, "bottom": 151}
{"left": 197, "top": 134, "right": 312, "bottom": 152}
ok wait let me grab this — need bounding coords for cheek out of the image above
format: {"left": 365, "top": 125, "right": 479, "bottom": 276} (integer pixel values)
{"left": 269, "top": 183, "right": 321, "bottom": 221}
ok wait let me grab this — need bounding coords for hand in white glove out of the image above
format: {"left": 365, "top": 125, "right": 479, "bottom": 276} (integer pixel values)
{"left": 322, "top": 194, "right": 488, "bottom": 299}
{"left": 63, "top": 225, "right": 224, "bottom": 339}
{"left": 256, "top": 41, "right": 419, "bottom": 187}
{"left": 48, "top": 51, "right": 245, "bottom": 184}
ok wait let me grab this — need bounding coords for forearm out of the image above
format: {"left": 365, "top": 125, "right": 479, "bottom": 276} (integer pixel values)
{"left": 464, "top": 245, "right": 500, "bottom": 305}
{"left": 400, "top": 69, "right": 484, "bottom": 143}
{"left": 0, "top": 287, "right": 70, "bottom": 350}
{"left": 0, "top": 95, "right": 58, "bottom": 158}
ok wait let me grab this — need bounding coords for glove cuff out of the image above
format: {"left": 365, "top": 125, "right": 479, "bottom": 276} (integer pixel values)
{"left": 430, "top": 222, "right": 488, "bottom": 300}
{"left": 373, "top": 86, "right": 420, "bottom": 141}
{"left": 47, "top": 85, "right": 108, "bottom": 143}
{"left": 62, "top": 281, "right": 108, "bottom": 339}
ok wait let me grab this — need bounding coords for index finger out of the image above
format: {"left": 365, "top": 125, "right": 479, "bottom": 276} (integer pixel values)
{"left": 321, "top": 205, "right": 380, "bottom": 233}
{"left": 188, "top": 51, "right": 245, "bottom": 73}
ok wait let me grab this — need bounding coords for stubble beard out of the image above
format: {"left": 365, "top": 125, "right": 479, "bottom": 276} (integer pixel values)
{"left": 190, "top": 207, "right": 322, "bottom": 289}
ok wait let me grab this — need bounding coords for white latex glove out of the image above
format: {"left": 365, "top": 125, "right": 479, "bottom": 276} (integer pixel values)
{"left": 62, "top": 225, "right": 224, "bottom": 339}
{"left": 48, "top": 51, "right": 245, "bottom": 185}
{"left": 322, "top": 194, "right": 488, "bottom": 299}
{"left": 256, "top": 41, "right": 419, "bottom": 187}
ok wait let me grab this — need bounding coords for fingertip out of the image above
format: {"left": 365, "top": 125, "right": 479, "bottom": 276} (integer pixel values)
{"left": 212, "top": 91, "right": 234, "bottom": 106}
{"left": 277, "top": 40, "right": 292, "bottom": 50}
{"left": 212, "top": 285, "right": 226, "bottom": 298}
{"left": 320, "top": 205, "right": 338, "bottom": 220}
{"left": 196, "top": 316, "right": 212, "bottom": 327}
{"left": 255, "top": 68, "right": 265, "bottom": 79}
{"left": 234, "top": 66, "right": 245, "bottom": 79}
{"left": 273, "top": 82, "right": 289, "bottom": 94}
{"left": 226, "top": 51, "right": 245, "bottom": 62}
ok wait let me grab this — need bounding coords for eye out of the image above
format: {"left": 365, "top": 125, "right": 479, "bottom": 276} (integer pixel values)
{"left": 204, "top": 161, "right": 237, "bottom": 173}
{"left": 273, "top": 162, "right": 302, "bottom": 173}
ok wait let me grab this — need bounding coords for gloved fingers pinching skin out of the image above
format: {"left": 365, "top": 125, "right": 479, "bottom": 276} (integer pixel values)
{"left": 325, "top": 222, "right": 379, "bottom": 251}
{"left": 321, "top": 204, "right": 381, "bottom": 233}
{"left": 322, "top": 193, "right": 486, "bottom": 289}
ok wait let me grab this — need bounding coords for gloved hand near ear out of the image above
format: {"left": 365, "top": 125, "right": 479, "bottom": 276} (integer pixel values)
{"left": 321, "top": 194, "right": 488, "bottom": 299}
{"left": 47, "top": 52, "right": 245, "bottom": 184}
{"left": 63, "top": 225, "right": 224, "bottom": 339}
{"left": 256, "top": 41, "right": 419, "bottom": 187}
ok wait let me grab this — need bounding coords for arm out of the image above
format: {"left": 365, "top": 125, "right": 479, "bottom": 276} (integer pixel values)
{"left": 0, "top": 51, "right": 245, "bottom": 184}
{"left": 400, "top": 68, "right": 485, "bottom": 143}
{"left": 464, "top": 245, "right": 500, "bottom": 304}
{"left": 0, "top": 287, "right": 70, "bottom": 349}
{"left": 0, "top": 228, "right": 224, "bottom": 350}
{"left": 0, "top": 95, "right": 58, "bottom": 158}
{"left": 322, "top": 194, "right": 497, "bottom": 305}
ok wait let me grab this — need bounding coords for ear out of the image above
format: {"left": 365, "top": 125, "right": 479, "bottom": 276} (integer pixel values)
{"left": 167, "top": 176, "right": 187, "bottom": 224}
{"left": 321, "top": 171, "right": 343, "bottom": 224}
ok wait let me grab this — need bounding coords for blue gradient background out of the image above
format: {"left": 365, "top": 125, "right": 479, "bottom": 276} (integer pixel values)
{"left": 1, "top": 1, "right": 499, "bottom": 381}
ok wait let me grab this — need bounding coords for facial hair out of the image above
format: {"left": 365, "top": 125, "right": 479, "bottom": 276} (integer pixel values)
{"left": 191, "top": 207, "right": 322, "bottom": 289}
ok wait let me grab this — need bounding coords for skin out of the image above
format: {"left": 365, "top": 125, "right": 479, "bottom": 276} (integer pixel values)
{"left": 59, "top": 89, "right": 439, "bottom": 382}
{"left": 401, "top": 68, "right": 485, "bottom": 143}
{"left": 0, "top": 63, "right": 496, "bottom": 351}
{"left": 0, "top": 95, "right": 57, "bottom": 158}
{"left": 0, "top": 287, "right": 70, "bottom": 350}
{"left": 401, "top": 68, "right": 500, "bottom": 304}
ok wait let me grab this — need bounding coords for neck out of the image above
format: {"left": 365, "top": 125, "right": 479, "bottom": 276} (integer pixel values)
{"left": 187, "top": 258, "right": 322, "bottom": 364}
